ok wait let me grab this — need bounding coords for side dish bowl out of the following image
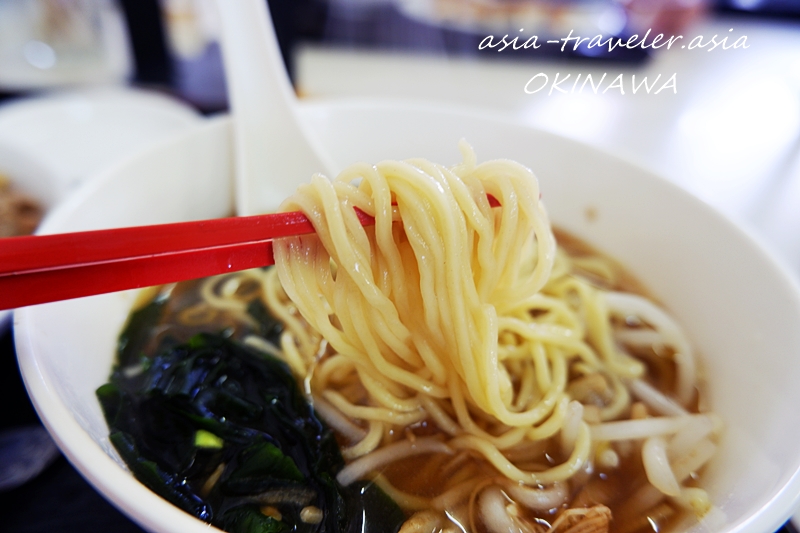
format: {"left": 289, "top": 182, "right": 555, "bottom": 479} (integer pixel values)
{"left": 0, "top": 142, "right": 62, "bottom": 331}
{"left": 14, "top": 100, "right": 800, "bottom": 533}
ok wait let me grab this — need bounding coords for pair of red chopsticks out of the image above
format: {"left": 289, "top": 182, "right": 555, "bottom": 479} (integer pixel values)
{"left": 0, "top": 209, "right": 370, "bottom": 311}
{"left": 0, "top": 195, "right": 501, "bottom": 311}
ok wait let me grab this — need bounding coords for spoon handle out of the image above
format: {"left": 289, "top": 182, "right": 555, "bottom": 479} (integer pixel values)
{"left": 215, "top": 0, "right": 335, "bottom": 216}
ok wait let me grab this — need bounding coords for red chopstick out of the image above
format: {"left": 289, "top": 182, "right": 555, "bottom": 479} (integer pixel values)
{"left": 0, "top": 195, "right": 501, "bottom": 311}
{"left": 0, "top": 209, "right": 373, "bottom": 311}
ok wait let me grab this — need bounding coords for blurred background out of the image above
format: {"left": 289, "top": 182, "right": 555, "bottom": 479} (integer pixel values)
{"left": 0, "top": 0, "right": 799, "bottom": 531}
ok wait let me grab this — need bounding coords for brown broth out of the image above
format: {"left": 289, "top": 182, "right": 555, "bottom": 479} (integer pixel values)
{"left": 0, "top": 173, "right": 44, "bottom": 237}
{"left": 128, "top": 229, "right": 707, "bottom": 533}
{"left": 366, "top": 230, "right": 700, "bottom": 533}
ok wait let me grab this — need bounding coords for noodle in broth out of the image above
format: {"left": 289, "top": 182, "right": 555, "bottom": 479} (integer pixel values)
{"left": 108, "top": 145, "right": 720, "bottom": 533}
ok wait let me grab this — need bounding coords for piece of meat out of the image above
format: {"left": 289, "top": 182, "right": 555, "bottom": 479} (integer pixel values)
{"left": 551, "top": 505, "right": 613, "bottom": 533}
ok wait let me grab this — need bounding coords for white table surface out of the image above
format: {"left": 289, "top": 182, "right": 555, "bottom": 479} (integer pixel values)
{"left": 295, "top": 14, "right": 800, "bottom": 282}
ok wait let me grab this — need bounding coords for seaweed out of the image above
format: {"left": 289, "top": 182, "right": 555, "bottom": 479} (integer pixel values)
{"left": 98, "top": 330, "right": 404, "bottom": 533}
{"left": 116, "top": 297, "right": 167, "bottom": 368}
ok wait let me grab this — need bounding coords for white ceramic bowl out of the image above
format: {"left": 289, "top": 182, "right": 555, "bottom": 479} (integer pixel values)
{"left": 14, "top": 101, "right": 800, "bottom": 533}
{"left": 0, "top": 88, "right": 203, "bottom": 192}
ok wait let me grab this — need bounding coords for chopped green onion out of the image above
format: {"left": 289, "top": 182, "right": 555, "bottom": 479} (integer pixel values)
{"left": 195, "top": 429, "right": 224, "bottom": 449}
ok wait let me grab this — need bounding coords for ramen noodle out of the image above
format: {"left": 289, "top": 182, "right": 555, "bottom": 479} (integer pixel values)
{"left": 103, "top": 144, "right": 720, "bottom": 533}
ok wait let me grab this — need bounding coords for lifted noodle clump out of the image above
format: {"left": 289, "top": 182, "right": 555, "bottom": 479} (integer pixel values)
{"left": 256, "top": 143, "right": 719, "bottom": 533}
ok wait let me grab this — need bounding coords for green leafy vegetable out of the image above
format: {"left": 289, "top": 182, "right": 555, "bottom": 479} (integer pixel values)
{"left": 221, "top": 505, "right": 290, "bottom": 533}
{"left": 225, "top": 441, "right": 304, "bottom": 488}
{"left": 116, "top": 298, "right": 167, "bottom": 368}
{"left": 98, "top": 324, "right": 405, "bottom": 533}
{"left": 246, "top": 298, "right": 284, "bottom": 342}
{"left": 109, "top": 431, "right": 212, "bottom": 520}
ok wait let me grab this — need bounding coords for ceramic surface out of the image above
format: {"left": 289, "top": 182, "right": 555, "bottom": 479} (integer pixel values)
{"left": 15, "top": 101, "right": 800, "bottom": 533}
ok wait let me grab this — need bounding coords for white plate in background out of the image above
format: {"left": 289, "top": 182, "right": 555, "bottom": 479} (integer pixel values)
{"left": 0, "top": 87, "right": 205, "bottom": 330}
{"left": 0, "top": 88, "right": 204, "bottom": 194}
